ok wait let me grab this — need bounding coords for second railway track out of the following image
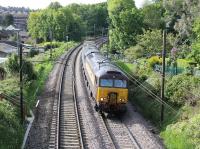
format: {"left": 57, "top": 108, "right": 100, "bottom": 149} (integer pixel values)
{"left": 49, "top": 44, "right": 84, "bottom": 149}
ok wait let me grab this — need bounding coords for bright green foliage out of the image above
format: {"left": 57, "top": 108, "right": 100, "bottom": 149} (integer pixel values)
{"left": 148, "top": 56, "right": 162, "bottom": 69}
{"left": 108, "top": 0, "right": 143, "bottom": 52}
{"left": 165, "top": 74, "right": 200, "bottom": 106}
{"left": 136, "top": 29, "right": 175, "bottom": 56}
{"left": 189, "top": 18, "right": 200, "bottom": 65}
{"left": 68, "top": 3, "right": 108, "bottom": 36}
{"left": 0, "top": 101, "right": 24, "bottom": 148}
{"left": 142, "top": 2, "right": 165, "bottom": 29}
{"left": 161, "top": 114, "right": 200, "bottom": 149}
{"left": 124, "top": 45, "right": 144, "bottom": 62}
{"left": 193, "top": 18, "right": 200, "bottom": 40}
{"left": 188, "top": 41, "right": 200, "bottom": 65}
{"left": 28, "top": 2, "right": 108, "bottom": 42}
{"left": 28, "top": 6, "right": 83, "bottom": 42}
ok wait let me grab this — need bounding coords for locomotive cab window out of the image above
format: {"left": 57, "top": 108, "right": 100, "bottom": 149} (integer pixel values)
{"left": 114, "top": 80, "right": 127, "bottom": 88}
{"left": 100, "top": 79, "right": 113, "bottom": 87}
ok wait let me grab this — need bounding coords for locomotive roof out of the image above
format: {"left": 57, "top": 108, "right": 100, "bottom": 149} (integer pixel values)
{"left": 82, "top": 42, "right": 125, "bottom": 78}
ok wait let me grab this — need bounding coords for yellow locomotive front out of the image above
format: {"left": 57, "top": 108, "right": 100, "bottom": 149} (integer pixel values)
{"left": 96, "top": 77, "right": 128, "bottom": 113}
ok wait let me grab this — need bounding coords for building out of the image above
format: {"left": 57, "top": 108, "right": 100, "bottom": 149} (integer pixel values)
{"left": 0, "top": 43, "right": 17, "bottom": 57}
{"left": 13, "top": 14, "right": 28, "bottom": 31}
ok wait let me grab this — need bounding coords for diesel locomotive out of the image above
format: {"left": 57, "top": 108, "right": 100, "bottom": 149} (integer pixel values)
{"left": 82, "top": 41, "right": 128, "bottom": 113}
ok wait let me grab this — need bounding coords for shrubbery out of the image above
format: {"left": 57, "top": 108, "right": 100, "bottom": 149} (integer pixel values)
{"left": 42, "top": 41, "right": 63, "bottom": 51}
{"left": 147, "top": 56, "right": 162, "bottom": 69}
{"left": 6, "top": 54, "right": 37, "bottom": 81}
{"left": 124, "top": 45, "right": 144, "bottom": 62}
{"left": 161, "top": 114, "right": 200, "bottom": 149}
{"left": 165, "top": 74, "right": 200, "bottom": 106}
{"left": 29, "top": 49, "right": 39, "bottom": 57}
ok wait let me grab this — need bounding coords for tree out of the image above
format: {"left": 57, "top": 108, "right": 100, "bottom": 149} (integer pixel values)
{"left": 28, "top": 3, "right": 108, "bottom": 42}
{"left": 136, "top": 29, "right": 175, "bottom": 56}
{"left": 141, "top": 2, "right": 165, "bottom": 29}
{"left": 48, "top": 2, "right": 62, "bottom": 9}
{"left": 189, "top": 42, "right": 200, "bottom": 65}
{"left": 124, "top": 45, "right": 144, "bottom": 62}
{"left": 108, "top": 0, "right": 143, "bottom": 52}
{"left": 3, "top": 14, "right": 14, "bottom": 26}
{"left": 67, "top": 3, "right": 108, "bottom": 36}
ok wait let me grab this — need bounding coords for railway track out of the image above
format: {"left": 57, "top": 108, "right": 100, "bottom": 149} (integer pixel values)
{"left": 102, "top": 114, "right": 141, "bottom": 149}
{"left": 49, "top": 44, "right": 84, "bottom": 149}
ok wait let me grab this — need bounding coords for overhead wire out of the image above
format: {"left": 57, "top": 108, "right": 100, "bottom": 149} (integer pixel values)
{"left": 114, "top": 62, "right": 178, "bottom": 113}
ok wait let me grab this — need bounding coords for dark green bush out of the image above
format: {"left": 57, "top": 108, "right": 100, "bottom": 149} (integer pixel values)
{"left": 6, "top": 54, "right": 37, "bottom": 81}
{"left": 29, "top": 49, "right": 39, "bottom": 57}
{"left": 43, "top": 41, "right": 63, "bottom": 51}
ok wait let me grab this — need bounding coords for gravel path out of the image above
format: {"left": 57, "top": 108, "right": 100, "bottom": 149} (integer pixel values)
{"left": 121, "top": 103, "right": 164, "bottom": 149}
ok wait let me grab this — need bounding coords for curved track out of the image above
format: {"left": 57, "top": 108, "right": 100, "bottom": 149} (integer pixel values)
{"left": 49, "top": 44, "right": 84, "bottom": 149}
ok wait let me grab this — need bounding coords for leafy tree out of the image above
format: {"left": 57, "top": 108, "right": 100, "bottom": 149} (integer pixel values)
{"left": 164, "top": 0, "right": 200, "bottom": 45}
{"left": 48, "top": 2, "right": 62, "bottom": 9}
{"left": 3, "top": 14, "right": 14, "bottom": 26}
{"left": 124, "top": 45, "right": 144, "bottom": 62}
{"left": 6, "top": 54, "right": 37, "bottom": 81}
{"left": 136, "top": 29, "right": 175, "bottom": 56}
{"left": 141, "top": 2, "right": 165, "bottom": 29}
{"left": 67, "top": 3, "right": 108, "bottom": 36}
{"left": 188, "top": 41, "right": 200, "bottom": 65}
{"left": 108, "top": 0, "right": 143, "bottom": 52}
{"left": 28, "top": 3, "right": 107, "bottom": 42}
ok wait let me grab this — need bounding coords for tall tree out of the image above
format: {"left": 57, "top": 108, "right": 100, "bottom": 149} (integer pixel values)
{"left": 142, "top": 2, "right": 165, "bottom": 29}
{"left": 108, "top": 0, "right": 143, "bottom": 53}
{"left": 3, "top": 14, "right": 14, "bottom": 26}
{"left": 48, "top": 2, "right": 62, "bottom": 9}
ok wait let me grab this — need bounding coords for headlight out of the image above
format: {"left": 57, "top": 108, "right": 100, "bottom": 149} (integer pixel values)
{"left": 100, "top": 98, "right": 104, "bottom": 101}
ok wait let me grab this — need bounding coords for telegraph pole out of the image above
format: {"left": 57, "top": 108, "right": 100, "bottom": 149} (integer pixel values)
{"left": 19, "top": 43, "right": 24, "bottom": 124}
{"left": 161, "top": 29, "right": 166, "bottom": 123}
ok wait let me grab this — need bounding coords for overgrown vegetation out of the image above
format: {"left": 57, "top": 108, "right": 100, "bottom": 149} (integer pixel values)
{"left": 0, "top": 101, "right": 24, "bottom": 149}
{"left": 106, "top": 0, "right": 200, "bottom": 148}
{"left": 0, "top": 41, "right": 77, "bottom": 148}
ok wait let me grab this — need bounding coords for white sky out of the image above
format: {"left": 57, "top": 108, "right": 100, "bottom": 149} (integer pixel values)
{"left": 0, "top": 0, "right": 146, "bottom": 9}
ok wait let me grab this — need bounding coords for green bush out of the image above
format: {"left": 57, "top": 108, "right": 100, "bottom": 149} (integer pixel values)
{"left": 124, "top": 45, "right": 144, "bottom": 62}
{"left": 42, "top": 41, "right": 63, "bottom": 51}
{"left": 6, "top": 54, "right": 37, "bottom": 81}
{"left": 165, "top": 74, "right": 200, "bottom": 106}
{"left": 147, "top": 56, "right": 162, "bottom": 69}
{"left": 6, "top": 54, "right": 19, "bottom": 74}
{"left": 29, "top": 49, "right": 39, "bottom": 57}
{"left": 0, "top": 100, "right": 24, "bottom": 148}
{"left": 161, "top": 114, "right": 200, "bottom": 149}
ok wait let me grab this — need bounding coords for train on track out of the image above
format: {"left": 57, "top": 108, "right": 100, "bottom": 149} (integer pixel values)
{"left": 82, "top": 41, "right": 128, "bottom": 113}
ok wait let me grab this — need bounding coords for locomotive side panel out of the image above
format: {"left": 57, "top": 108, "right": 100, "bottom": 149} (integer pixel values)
{"left": 83, "top": 58, "right": 97, "bottom": 98}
